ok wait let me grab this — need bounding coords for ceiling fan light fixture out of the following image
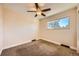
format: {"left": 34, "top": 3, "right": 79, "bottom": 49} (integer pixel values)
{"left": 36, "top": 12, "right": 41, "bottom": 15}
{"left": 27, "top": 3, "right": 51, "bottom": 17}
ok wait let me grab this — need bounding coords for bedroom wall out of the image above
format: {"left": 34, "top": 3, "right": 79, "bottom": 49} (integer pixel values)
{"left": 77, "top": 5, "right": 79, "bottom": 53}
{"left": 38, "top": 8, "right": 77, "bottom": 49}
{"left": 0, "top": 5, "right": 3, "bottom": 54}
{"left": 3, "top": 6, "right": 39, "bottom": 49}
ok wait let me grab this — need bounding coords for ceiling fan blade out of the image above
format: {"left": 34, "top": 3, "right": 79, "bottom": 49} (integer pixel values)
{"left": 42, "top": 8, "right": 51, "bottom": 12}
{"left": 35, "top": 14, "right": 37, "bottom": 17}
{"left": 35, "top": 3, "right": 39, "bottom": 9}
{"left": 41, "top": 13, "right": 46, "bottom": 16}
{"left": 27, "top": 11, "right": 36, "bottom": 12}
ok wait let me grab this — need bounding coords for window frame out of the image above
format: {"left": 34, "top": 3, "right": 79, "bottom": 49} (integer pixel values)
{"left": 47, "top": 17, "right": 70, "bottom": 30}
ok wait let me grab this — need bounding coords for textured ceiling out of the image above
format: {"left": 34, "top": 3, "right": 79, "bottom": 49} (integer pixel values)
{"left": 3, "top": 3, "right": 78, "bottom": 19}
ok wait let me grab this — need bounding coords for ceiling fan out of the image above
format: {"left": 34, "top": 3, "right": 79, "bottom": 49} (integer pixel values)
{"left": 27, "top": 3, "right": 51, "bottom": 17}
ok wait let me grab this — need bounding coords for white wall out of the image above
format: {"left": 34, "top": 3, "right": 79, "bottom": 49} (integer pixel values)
{"left": 39, "top": 8, "right": 77, "bottom": 49}
{"left": 3, "top": 6, "right": 39, "bottom": 49}
{"left": 77, "top": 5, "right": 79, "bottom": 53}
{"left": 0, "top": 5, "right": 3, "bottom": 54}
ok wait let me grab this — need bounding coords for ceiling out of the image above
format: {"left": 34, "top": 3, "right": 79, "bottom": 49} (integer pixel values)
{"left": 3, "top": 3, "right": 78, "bottom": 19}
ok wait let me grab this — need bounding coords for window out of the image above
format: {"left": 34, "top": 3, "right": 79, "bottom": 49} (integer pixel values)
{"left": 48, "top": 17, "right": 70, "bottom": 29}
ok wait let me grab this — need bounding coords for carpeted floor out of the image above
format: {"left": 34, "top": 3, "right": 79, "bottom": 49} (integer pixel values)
{"left": 1, "top": 39, "right": 79, "bottom": 56}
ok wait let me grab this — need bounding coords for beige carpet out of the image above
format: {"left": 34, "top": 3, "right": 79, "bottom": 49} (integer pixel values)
{"left": 1, "top": 39, "right": 79, "bottom": 56}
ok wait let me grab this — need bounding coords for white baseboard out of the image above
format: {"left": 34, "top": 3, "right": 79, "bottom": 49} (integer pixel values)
{"left": 3, "top": 40, "right": 31, "bottom": 50}
{"left": 3, "top": 39, "right": 77, "bottom": 51}
{"left": 41, "top": 39, "right": 77, "bottom": 50}
{"left": 70, "top": 46, "right": 77, "bottom": 50}
{"left": 41, "top": 39, "right": 61, "bottom": 45}
{"left": 0, "top": 49, "right": 3, "bottom": 55}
